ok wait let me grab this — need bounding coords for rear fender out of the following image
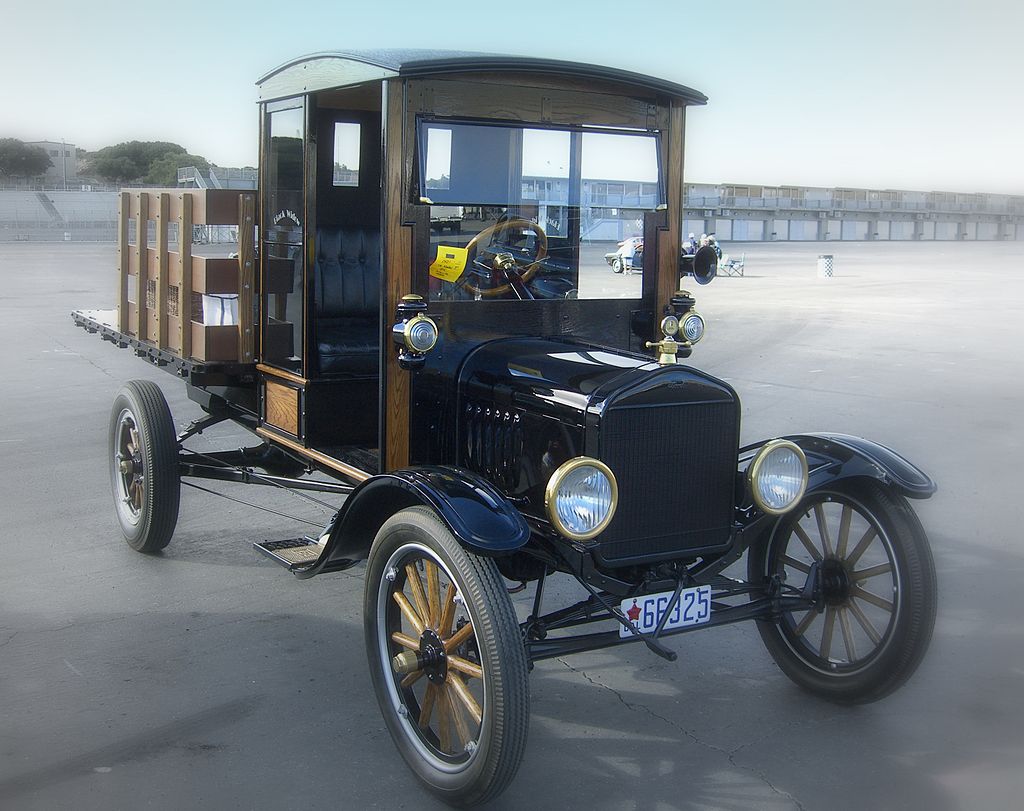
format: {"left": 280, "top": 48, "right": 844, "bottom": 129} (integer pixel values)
{"left": 741, "top": 432, "right": 936, "bottom": 503}
{"left": 301, "top": 466, "right": 530, "bottom": 578}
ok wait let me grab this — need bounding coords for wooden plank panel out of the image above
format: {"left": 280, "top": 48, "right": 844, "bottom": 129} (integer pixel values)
{"left": 146, "top": 247, "right": 160, "bottom": 340}
{"left": 238, "top": 193, "right": 256, "bottom": 363}
{"left": 177, "top": 193, "right": 193, "bottom": 358}
{"left": 191, "top": 323, "right": 239, "bottom": 362}
{"left": 384, "top": 79, "right": 410, "bottom": 472}
{"left": 191, "top": 256, "right": 239, "bottom": 294}
{"left": 264, "top": 379, "right": 300, "bottom": 436}
{"left": 191, "top": 189, "right": 250, "bottom": 224}
{"left": 117, "top": 192, "right": 130, "bottom": 333}
{"left": 410, "top": 78, "right": 656, "bottom": 129}
{"left": 656, "top": 102, "right": 685, "bottom": 316}
{"left": 156, "top": 193, "right": 169, "bottom": 349}
{"left": 135, "top": 193, "right": 150, "bottom": 342}
{"left": 255, "top": 427, "right": 371, "bottom": 483}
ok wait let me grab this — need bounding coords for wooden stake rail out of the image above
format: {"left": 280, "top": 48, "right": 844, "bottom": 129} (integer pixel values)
{"left": 116, "top": 188, "right": 256, "bottom": 363}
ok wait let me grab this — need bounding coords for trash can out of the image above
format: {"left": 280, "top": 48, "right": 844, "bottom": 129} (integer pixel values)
{"left": 817, "top": 254, "right": 833, "bottom": 278}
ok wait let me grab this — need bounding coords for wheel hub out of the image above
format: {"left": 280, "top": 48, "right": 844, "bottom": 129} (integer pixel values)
{"left": 419, "top": 628, "right": 448, "bottom": 683}
{"left": 820, "top": 558, "right": 852, "bottom": 606}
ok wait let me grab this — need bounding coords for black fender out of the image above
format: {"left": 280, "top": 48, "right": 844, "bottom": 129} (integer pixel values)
{"left": 731, "top": 433, "right": 935, "bottom": 571}
{"left": 741, "top": 432, "right": 936, "bottom": 504}
{"left": 298, "top": 466, "right": 530, "bottom": 579}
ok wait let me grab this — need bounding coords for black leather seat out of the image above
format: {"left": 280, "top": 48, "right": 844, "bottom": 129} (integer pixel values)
{"left": 314, "top": 228, "right": 380, "bottom": 375}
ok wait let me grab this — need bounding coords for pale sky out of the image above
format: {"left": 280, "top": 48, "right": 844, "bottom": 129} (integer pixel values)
{"left": 4, "top": 0, "right": 1020, "bottom": 195}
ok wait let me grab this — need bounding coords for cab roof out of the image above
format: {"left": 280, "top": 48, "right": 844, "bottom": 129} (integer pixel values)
{"left": 256, "top": 49, "right": 707, "bottom": 105}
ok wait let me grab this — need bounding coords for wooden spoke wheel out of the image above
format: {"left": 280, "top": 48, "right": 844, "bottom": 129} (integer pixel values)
{"left": 365, "top": 507, "right": 529, "bottom": 806}
{"left": 108, "top": 380, "right": 180, "bottom": 552}
{"left": 749, "top": 482, "right": 936, "bottom": 704}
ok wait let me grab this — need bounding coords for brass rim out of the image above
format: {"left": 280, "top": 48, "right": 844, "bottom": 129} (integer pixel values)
{"left": 114, "top": 409, "right": 145, "bottom": 525}
{"left": 747, "top": 440, "right": 808, "bottom": 515}
{"left": 463, "top": 218, "right": 548, "bottom": 298}
{"left": 377, "top": 544, "right": 485, "bottom": 771}
{"left": 770, "top": 493, "right": 900, "bottom": 674}
{"left": 543, "top": 457, "right": 618, "bottom": 541}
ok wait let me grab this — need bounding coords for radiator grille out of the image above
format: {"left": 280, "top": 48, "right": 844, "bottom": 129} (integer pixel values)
{"left": 596, "top": 400, "right": 738, "bottom": 564}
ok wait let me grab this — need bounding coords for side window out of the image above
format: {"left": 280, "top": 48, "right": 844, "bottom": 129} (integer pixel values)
{"left": 333, "top": 122, "right": 360, "bottom": 187}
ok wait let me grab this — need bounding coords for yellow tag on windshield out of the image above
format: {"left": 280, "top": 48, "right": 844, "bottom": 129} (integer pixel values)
{"left": 429, "top": 245, "right": 468, "bottom": 283}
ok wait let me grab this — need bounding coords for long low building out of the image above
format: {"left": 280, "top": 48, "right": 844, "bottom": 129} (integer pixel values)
{"left": 2, "top": 180, "right": 1021, "bottom": 242}
{"left": 683, "top": 183, "right": 1023, "bottom": 242}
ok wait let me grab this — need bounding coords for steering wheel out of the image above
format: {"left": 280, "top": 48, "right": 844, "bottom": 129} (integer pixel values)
{"left": 462, "top": 218, "right": 548, "bottom": 298}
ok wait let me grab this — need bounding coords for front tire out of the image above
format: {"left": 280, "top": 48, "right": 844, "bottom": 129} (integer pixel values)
{"left": 364, "top": 507, "right": 529, "bottom": 806}
{"left": 749, "top": 481, "right": 936, "bottom": 704}
{"left": 108, "top": 380, "right": 180, "bottom": 552}
{"left": 611, "top": 256, "right": 624, "bottom": 273}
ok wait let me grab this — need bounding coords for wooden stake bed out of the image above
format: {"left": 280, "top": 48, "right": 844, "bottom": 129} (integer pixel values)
{"left": 115, "top": 188, "right": 257, "bottom": 365}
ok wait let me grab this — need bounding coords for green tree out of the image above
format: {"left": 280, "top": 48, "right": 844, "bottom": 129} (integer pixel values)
{"left": 91, "top": 141, "right": 200, "bottom": 183}
{"left": 0, "top": 138, "right": 52, "bottom": 179}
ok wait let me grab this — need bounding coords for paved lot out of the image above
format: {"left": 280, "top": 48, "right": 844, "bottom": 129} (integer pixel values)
{"left": 1, "top": 240, "right": 1023, "bottom": 810}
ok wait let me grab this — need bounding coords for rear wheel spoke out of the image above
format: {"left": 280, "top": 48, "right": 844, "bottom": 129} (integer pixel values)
{"left": 391, "top": 631, "right": 419, "bottom": 650}
{"left": 418, "top": 682, "right": 437, "bottom": 730}
{"left": 405, "top": 563, "right": 430, "bottom": 626}
{"left": 439, "top": 583, "right": 457, "bottom": 638}
{"left": 426, "top": 560, "right": 440, "bottom": 629}
{"left": 393, "top": 591, "right": 425, "bottom": 636}
{"left": 446, "top": 684, "right": 470, "bottom": 748}
{"left": 448, "top": 672, "right": 483, "bottom": 726}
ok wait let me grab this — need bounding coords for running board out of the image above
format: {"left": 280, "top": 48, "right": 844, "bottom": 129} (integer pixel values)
{"left": 254, "top": 538, "right": 325, "bottom": 571}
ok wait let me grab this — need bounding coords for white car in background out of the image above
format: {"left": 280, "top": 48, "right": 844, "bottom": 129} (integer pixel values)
{"left": 604, "top": 236, "right": 644, "bottom": 273}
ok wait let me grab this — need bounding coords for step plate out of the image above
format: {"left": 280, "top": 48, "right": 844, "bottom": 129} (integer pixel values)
{"left": 254, "top": 538, "right": 324, "bottom": 570}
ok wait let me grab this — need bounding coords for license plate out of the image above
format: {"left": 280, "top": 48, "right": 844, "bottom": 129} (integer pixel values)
{"left": 619, "top": 585, "right": 712, "bottom": 638}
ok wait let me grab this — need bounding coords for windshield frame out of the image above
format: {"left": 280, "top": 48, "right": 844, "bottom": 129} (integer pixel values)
{"left": 414, "top": 117, "right": 665, "bottom": 210}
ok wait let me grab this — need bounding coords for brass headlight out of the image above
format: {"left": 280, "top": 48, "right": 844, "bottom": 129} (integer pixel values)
{"left": 544, "top": 457, "right": 618, "bottom": 541}
{"left": 747, "top": 440, "right": 808, "bottom": 515}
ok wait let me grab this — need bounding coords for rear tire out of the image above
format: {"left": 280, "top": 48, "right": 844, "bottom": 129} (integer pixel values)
{"left": 748, "top": 481, "right": 936, "bottom": 704}
{"left": 611, "top": 256, "right": 624, "bottom": 273}
{"left": 109, "top": 380, "right": 180, "bottom": 552}
{"left": 364, "top": 507, "right": 529, "bottom": 806}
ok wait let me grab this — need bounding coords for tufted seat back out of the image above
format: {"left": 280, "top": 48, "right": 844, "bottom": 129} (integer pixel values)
{"left": 314, "top": 228, "right": 381, "bottom": 375}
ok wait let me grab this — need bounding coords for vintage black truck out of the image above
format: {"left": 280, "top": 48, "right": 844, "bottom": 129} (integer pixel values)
{"left": 73, "top": 50, "right": 936, "bottom": 806}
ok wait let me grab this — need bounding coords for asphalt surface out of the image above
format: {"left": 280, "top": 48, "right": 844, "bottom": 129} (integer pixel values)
{"left": 1, "top": 240, "right": 1022, "bottom": 810}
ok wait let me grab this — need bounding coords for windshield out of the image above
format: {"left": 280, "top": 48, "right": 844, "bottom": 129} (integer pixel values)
{"left": 418, "top": 120, "right": 662, "bottom": 302}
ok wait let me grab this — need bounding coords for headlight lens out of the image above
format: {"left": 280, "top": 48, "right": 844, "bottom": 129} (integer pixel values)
{"left": 748, "top": 440, "right": 808, "bottom": 514}
{"left": 405, "top": 315, "right": 438, "bottom": 353}
{"left": 660, "top": 315, "right": 679, "bottom": 336}
{"left": 545, "top": 457, "right": 618, "bottom": 541}
{"left": 681, "top": 312, "right": 705, "bottom": 343}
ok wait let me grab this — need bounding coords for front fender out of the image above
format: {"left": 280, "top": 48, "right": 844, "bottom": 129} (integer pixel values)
{"left": 741, "top": 432, "right": 936, "bottom": 502}
{"left": 300, "top": 466, "right": 530, "bottom": 578}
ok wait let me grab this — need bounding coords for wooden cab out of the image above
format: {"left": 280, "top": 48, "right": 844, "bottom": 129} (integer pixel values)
{"left": 250, "top": 50, "right": 706, "bottom": 483}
